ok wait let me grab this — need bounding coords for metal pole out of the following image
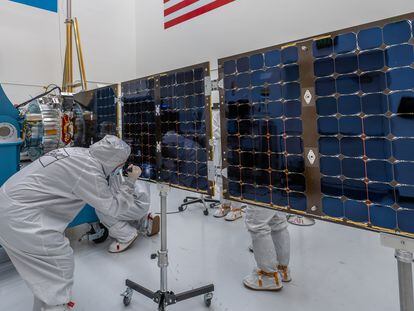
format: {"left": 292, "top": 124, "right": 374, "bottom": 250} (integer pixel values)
{"left": 158, "top": 186, "right": 169, "bottom": 294}
{"left": 395, "top": 249, "right": 414, "bottom": 311}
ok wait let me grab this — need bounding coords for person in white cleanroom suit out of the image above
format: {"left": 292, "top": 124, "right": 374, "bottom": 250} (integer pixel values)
{"left": 243, "top": 206, "right": 291, "bottom": 291}
{"left": 0, "top": 135, "right": 158, "bottom": 311}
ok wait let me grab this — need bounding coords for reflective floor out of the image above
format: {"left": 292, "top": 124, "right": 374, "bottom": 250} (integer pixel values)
{"left": 0, "top": 185, "right": 401, "bottom": 311}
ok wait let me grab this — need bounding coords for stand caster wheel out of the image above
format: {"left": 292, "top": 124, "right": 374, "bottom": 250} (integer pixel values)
{"left": 122, "top": 287, "right": 133, "bottom": 306}
{"left": 92, "top": 223, "right": 109, "bottom": 244}
{"left": 203, "top": 209, "right": 209, "bottom": 216}
{"left": 204, "top": 293, "right": 213, "bottom": 307}
{"left": 178, "top": 206, "right": 184, "bottom": 212}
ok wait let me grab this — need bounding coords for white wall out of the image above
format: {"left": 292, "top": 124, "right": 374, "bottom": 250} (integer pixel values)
{"left": 135, "top": 0, "right": 414, "bottom": 76}
{"left": 0, "top": 0, "right": 136, "bottom": 105}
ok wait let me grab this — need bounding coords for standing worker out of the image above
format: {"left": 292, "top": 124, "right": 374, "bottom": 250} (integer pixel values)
{"left": 243, "top": 206, "right": 291, "bottom": 291}
{"left": 0, "top": 135, "right": 159, "bottom": 311}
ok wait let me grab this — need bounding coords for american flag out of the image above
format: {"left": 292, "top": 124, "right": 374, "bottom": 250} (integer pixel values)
{"left": 164, "top": 0, "right": 235, "bottom": 29}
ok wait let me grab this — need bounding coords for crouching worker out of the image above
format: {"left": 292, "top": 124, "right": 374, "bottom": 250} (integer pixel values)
{"left": 98, "top": 160, "right": 159, "bottom": 253}
{"left": 0, "top": 135, "right": 159, "bottom": 311}
{"left": 244, "top": 206, "right": 291, "bottom": 291}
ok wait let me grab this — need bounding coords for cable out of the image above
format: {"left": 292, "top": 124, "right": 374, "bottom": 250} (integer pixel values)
{"left": 155, "top": 205, "right": 188, "bottom": 215}
{"left": 15, "top": 86, "right": 62, "bottom": 109}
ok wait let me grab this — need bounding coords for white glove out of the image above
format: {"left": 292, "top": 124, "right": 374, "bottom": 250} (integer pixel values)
{"left": 126, "top": 165, "right": 142, "bottom": 183}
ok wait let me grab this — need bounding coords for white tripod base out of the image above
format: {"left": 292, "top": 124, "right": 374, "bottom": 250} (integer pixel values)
{"left": 287, "top": 215, "right": 315, "bottom": 226}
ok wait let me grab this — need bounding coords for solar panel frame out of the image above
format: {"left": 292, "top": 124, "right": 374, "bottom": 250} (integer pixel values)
{"left": 219, "top": 12, "right": 414, "bottom": 239}
{"left": 121, "top": 63, "right": 214, "bottom": 196}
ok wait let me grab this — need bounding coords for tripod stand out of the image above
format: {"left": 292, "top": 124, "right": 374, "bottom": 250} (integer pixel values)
{"left": 179, "top": 196, "right": 220, "bottom": 216}
{"left": 122, "top": 184, "right": 215, "bottom": 310}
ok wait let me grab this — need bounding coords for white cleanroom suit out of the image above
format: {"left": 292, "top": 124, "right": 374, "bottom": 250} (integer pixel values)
{"left": 96, "top": 172, "right": 151, "bottom": 243}
{"left": 0, "top": 135, "right": 147, "bottom": 310}
{"left": 244, "top": 206, "right": 291, "bottom": 290}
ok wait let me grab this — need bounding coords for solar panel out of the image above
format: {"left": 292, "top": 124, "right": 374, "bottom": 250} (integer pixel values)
{"left": 220, "top": 13, "right": 414, "bottom": 238}
{"left": 220, "top": 45, "right": 307, "bottom": 210}
{"left": 73, "top": 84, "right": 119, "bottom": 147}
{"left": 121, "top": 63, "right": 214, "bottom": 195}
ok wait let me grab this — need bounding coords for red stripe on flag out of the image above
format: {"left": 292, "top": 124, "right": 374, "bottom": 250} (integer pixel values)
{"left": 164, "top": 0, "right": 170, "bottom": 3}
{"left": 164, "top": 0, "right": 234, "bottom": 29}
{"left": 165, "top": 0, "right": 199, "bottom": 17}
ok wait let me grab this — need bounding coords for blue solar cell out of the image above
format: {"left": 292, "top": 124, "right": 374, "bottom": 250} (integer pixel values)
{"left": 339, "top": 116, "right": 362, "bottom": 135}
{"left": 224, "top": 60, "right": 236, "bottom": 75}
{"left": 364, "top": 116, "right": 390, "bottom": 136}
{"left": 391, "top": 116, "right": 414, "bottom": 136}
{"left": 318, "top": 117, "right": 339, "bottom": 135}
{"left": 397, "top": 209, "right": 414, "bottom": 233}
{"left": 265, "top": 67, "right": 283, "bottom": 84}
{"left": 240, "top": 151, "right": 254, "bottom": 166}
{"left": 236, "top": 73, "right": 250, "bottom": 88}
{"left": 321, "top": 177, "right": 343, "bottom": 196}
{"left": 321, "top": 156, "right": 341, "bottom": 176}
{"left": 344, "top": 200, "right": 369, "bottom": 222}
{"left": 228, "top": 166, "right": 240, "bottom": 180}
{"left": 252, "top": 103, "right": 267, "bottom": 118}
{"left": 256, "top": 186, "right": 271, "bottom": 204}
{"left": 319, "top": 137, "right": 340, "bottom": 155}
{"left": 269, "top": 84, "right": 283, "bottom": 100}
{"left": 287, "top": 155, "right": 305, "bottom": 173}
{"left": 396, "top": 186, "right": 414, "bottom": 209}
{"left": 288, "top": 173, "right": 306, "bottom": 192}
{"left": 227, "top": 150, "right": 240, "bottom": 165}
{"left": 314, "top": 58, "right": 334, "bottom": 77}
{"left": 254, "top": 137, "right": 269, "bottom": 153}
{"left": 227, "top": 120, "right": 238, "bottom": 134}
{"left": 367, "top": 160, "right": 393, "bottom": 182}
{"left": 282, "top": 65, "right": 299, "bottom": 82}
{"left": 358, "top": 49, "right": 385, "bottom": 72}
{"left": 313, "top": 38, "right": 334, "bottom": 58}
{"left": 387, "top": 68, "right": 414, "bottom": 90}
{"left": 386, "top": 44, "right": 414, "bottom": 68}
{"left": 242, "top": 184, "right": 256, "bottom": 201}
{"left": 365, "top": 138, "right": 392, "bottom": 159}
{"left": 343, "top": 179, "right": 367, "bottom": 200}
{"left": 271, "top": 154, "right": 286, "bottom": 170}
{"left": 272, "top": 172, "right": 287, "bottom": 188}
{"left": 281, "top": 46, "right": 298, "bottom": 64}
{"left": 286, "top": 137, "right": 303, "bottom": 154}
{"left": 238, "top": 104, "right": 252, "bottom": 119}
{"left": 362, "top": 93, "right": 388, "bottom": 114}
{"left": 342, "top": 158, "right": 365, "bottom": 179}
{"left": 322, "top": 197, "right": 344, "bottom": 217}
{"left": 360, "top": 71, "right": 386, "bottom": 93}
{"left": 272, "top": 188, "right": 288, "bottom": 206}
{"left": 265, "top": 49, "right": 281, "bottom": 67}
{"left": 358, "top": 27, "right": 383, "bottom": 50}
{"left": 285, "top": 119, "right": 303, "bottom": 135}
{"left": 289, "top": 192, "right": 307, "bottom": 211}
{"left": 270, "top": 136, "right": 285, "bottom": 153}
{"left": 370, "top": 205, "right": 397, "bottom": 229}
{"left": 334, "top": 33, "right": 357, "bottom": 54}
{"left": 285, "top": 100, "right": 301, "bottom": 117}
{"left": 250, "top": 53, "right": 264, "bottom": 71}
{"left": 368, "top": 183, "right": 395, "bottom": 206}
{"left": 337, "top": 74, "right": 360, "bottom": 94}
{"left": 315, "top": 77, "right": 336, "bottom": 96}
{"left": 338, "top": 95, "right": 361, "bottom": 115}
{"left": 395, "top": 162, "right": 414, "bottom": 184}
{"left": 268, "top": 101, "right": 284, "bottom": 118}
{"left": 283, "top": 82, "right": 301, "bottom": 100}
{"left": 388, "top": 91, "right": 414, "bottom": 113}
{"left": 316, "top": 97, "right": 337, "bottom": 116}
{"left": 268, "top": 119, "right": 284, "bottom": 135}
{"left": 237, "top": 57, "right": 250, "bottom": 73}
{"left": 383, "top": 20, "right": 412, "bottom": 46}
{"left": 252, "top": 120, "right": 268, "bottom": 136}
{"left": 251, "top": 71, "right": 267, "bottom": 87}
{"left": 393, "top": 139, "right": 414, "bottom": 161}
{"left": 335, "top": 54, "right": 358, "bottom": 74}
{"left": 255, "top": 153, "right": 269, "bottom": 169}
{"left": 341, "top": 137, "right": 363, "bottom": 157}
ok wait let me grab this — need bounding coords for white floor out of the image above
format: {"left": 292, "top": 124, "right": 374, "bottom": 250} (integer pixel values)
{"left": 0, "top": 186, "right": 402, "bottom": 311}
